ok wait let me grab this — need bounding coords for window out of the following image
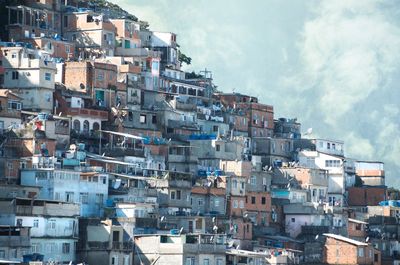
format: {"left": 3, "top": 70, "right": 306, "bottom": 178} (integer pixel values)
{"left": 185, "top": 257, "right": 195, "bottom": 265}
{"left": 198, "top": 198, "right": 204, "bottom": 206}
{"left": 93, "top": 122, "right": 100, "bottom": 131}
{"left": 233, "top": 200, "right": 238, "bottom": 208}
{"left": 291, "top": 218, "right": 295, "bottom": 222}
{"left": 8, "top": 100, "right": 21, "bottom": 110}
{"left": 176, "top": 190, "right": 182, "bottom": 200}
{"left": 65, "top": 192, "right": 74, "bottom": 203}
{"left": 95, "top": 193, "right": 104, "bottom": 205}
{"left": 325, "top": 160, "right": 341, "bottom": 167}
{"left": 216, "top": 259, "right": 223, "bottom": 265}
{"left": 80, "top": 193, "right": 89, "bottom": 204}
{"left": 83, "top": 120, "right": 89, "bottom": 133}
{"left": 11, "top": 53, "right": 17, "bottom": 59}
{"left": 232, "top": 179, "right": 237, "bottom": 189}
{"left": 123, "top": 255, "right": 130, "bottom": 265}
{"left": 213, "top": 125, "right": 219, "bottom": 132}
{"left": 73, "top": 120, "right": 80, "bottom": 132}
{"left": 251, "top": 196, "right": 256, "bottom": 204}
{"left": 262, "top": 197, "right": 266, "bottom": 205}
{"left": 12, "top": 71, "right": 19, "bottom": 80}
{"left": 65, "top": 45, "right": 70, "bottom": 54}
{"left": 101, "top": 176, "right": 107, "bottom": 184}
{"left": 358, "top": 247, "right": 364, "bottom": 257}
{"left": 140, "top": 114, "right": 146, "bottom": 124}
{"left": 214, "top": 198, "right": 220, "bottom": 207}
{"left": 327, "top": 143, "right": 331, "bottom": 149}
{"left": 216, "top": 144, "right": 220, "bottom": 152}
{"left": 170, "top": 191, "right": 176, "bottom": 200}
{"left": 152, "top": 115, "right": 157, "bottom": 124}
{"left": 33, "top": 219, "right": 39, "bottom": 228}
{"left": 250, "top": 176, "right": 256, "bottom": 185}
{"left": 45, "top": 72, "right": 51, "bottom": 81}
{"left": 63, "top": 16, "right": 68, "bottom": 27}
{"left": 203, "top": 259, "right": 210, "bottom": 265}
{"left": 97, "top": 72, "right": 105, "bottom": 81}
{"left": 31, "top": 243, "right": 40, "bottom": 253}
{"left": 111, "top": 256, "right": 118, "bottom": 265}
{"left": 48, "top": 219, "right": 56, "bottom": 229}
{"left": 124, "top": 40, "right": 130, "bottom": 49}
{"left": 332, "top": 143, "right": 336, "bottom": 150}
{"left": 241, "top": 181, "right": 245, "bottom": 189}
{"left": 62, "top": 243, "right": 71, "bottom": 254}
{"left": 239, "top": 200, "right": 244, "bottom": 208}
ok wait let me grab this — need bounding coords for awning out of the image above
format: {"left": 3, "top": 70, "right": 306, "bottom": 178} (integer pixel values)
{"left": 99, "top": 130, "right": 145, "bottom": 140}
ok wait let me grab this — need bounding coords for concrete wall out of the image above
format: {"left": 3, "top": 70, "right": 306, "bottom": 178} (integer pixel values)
{"left": 31, "top": 238, "right": 76, "bottom": 263}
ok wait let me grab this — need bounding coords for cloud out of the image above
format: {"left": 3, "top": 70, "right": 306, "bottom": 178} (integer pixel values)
{"left": 113, "top": 0, "right": 400, "bottom": 186}
{"left": 288, "top": 0, "right": 400, "bottom": 185}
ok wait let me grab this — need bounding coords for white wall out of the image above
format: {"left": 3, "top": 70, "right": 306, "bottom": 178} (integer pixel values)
{"left": 31, "top": 238, "right": 76, "bottom": 263}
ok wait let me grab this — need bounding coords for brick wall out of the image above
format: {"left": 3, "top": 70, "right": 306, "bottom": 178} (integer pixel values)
{"left": 348, "top": 187, "right": 387, "bottom": 207}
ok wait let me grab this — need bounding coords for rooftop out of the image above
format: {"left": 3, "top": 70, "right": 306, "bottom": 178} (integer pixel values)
{"left": 323, "top": 233, "right": 368, "bottom": 246}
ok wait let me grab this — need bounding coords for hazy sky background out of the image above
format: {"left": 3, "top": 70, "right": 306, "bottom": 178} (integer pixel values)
{"left": 114, "top": 0, "right": 400, "bottom": 187}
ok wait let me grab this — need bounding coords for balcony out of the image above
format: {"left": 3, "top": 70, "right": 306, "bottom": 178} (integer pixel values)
{"left": 0, "top": 236, "right": 30, "bottom": 247}
{"left": 119, "top": 64, "right": 141, "bottom": 74}
{"left": 111, "top": 241, "right": 134, "bottom": 250}
{"left": 101, "top": 147, "right": 144, "bottom": 157}
{"left": 113, "top": 217, "right": 158, "bottom": 228}
{"left": 168, "top": 154, "right": 198, "bottom": 163}
{"left": 16, "top": 202, "right": 79, "bottom": 217}
{"left": 67, "top": 108, "right": 108, "bottom": 120}
{"left": 301, "top": 225, "right": 329, "bottom": 235}
{"left": 183, "top": 234, "right": 226, "bottom": 253}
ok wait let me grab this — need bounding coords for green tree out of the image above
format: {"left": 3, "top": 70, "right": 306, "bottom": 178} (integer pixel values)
{"left": 179, "top": 51, "right": 192, "bottom": 65}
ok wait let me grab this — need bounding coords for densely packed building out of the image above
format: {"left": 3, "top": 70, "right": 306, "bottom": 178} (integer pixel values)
{"left": 0, "top": 1, "right": 392, "bottom": 265}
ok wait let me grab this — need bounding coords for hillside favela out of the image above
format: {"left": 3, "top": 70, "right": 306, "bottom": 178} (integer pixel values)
{"left": 0, "top": 0, "right": 396, "bottom": 265}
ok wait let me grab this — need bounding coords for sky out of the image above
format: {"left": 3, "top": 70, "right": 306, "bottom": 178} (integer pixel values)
{"left": 113, "top": 0, "right": 400, "bottom": 187}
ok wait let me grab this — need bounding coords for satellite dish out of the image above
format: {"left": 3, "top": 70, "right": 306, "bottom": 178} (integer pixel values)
{"left": 365, "top": 237, "right": 369, "bottom": 243}
{"left": 179, "top": 227, "right": 184, "bottom": 235}
{"left": 212, "top": 217, "right": 216, "bottom": 223}
{"left": 315, "top": 234, "right": 319, "bottom": 240}
{"left": 160, "top": 216, "right": 165, "bottom": 222}
{"left": 80, "top": 83, "right": 85, "bottom": 90}
{"left": 228, "top": 240, "right": 234, "bottom": 248}
{"left": 207, "top": 181, "right": 212, "bottom": 188}
{"left": 113, "top": 179, "right": 121, "bottom": 189}
{"left": 236, "top": 244, "right": 241, "bottom": 250}
{"left": 213, "top": 225, "right": 218, "bottom": 232}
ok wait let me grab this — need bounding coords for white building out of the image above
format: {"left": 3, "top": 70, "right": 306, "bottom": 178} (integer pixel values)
{"left": 311, "top": 138, "right": 344, "bottom": 157}
{"left": 1, "top": 46, "right": 56, "bottom": 112}
{"left": 299, "top": 151, "right": 346, "bottom": 206}
{"left": 0, "top": 198, "right": 79, "bottom": 263}
{"left": 20, "top": 163, "right": 108, "bottom": 218}
{"left": 133, "top": 234, "right": 226, "bottom": 265}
